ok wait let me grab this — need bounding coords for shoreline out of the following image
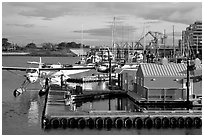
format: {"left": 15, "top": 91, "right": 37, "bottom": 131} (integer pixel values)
{"left": 2, "top": 52, "right": 77, "bottom": 57}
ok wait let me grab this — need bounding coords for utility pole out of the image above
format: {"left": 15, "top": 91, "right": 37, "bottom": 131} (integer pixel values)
{"left": 173, "top": 25, "right": 175, "bottom": 58}
{"left": 186, "top": 59, "right": 196, "bottom": 110}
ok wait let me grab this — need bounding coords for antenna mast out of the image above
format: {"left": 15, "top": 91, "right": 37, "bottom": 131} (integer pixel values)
{"left": 112, "top": 17, "right": 116, "bottom": 61}
{"left": 164, "top": 29, "right": 166, "bottom": 57}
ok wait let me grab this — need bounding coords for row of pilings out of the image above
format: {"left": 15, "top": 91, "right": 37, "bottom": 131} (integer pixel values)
{"left": 42, "top": 116, "right": 202, "bottom": 130}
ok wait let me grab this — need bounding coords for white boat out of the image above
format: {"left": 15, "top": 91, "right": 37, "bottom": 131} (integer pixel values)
{"left": 64, "top": 91, "right": 76, "bottom": 106}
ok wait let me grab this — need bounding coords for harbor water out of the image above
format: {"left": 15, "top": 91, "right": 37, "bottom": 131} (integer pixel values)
{"left": 2, "top": 56, "right": 202, "bottom": 135}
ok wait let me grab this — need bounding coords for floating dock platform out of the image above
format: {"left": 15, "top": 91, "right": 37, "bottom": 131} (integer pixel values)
{"left": 42, "top": 85, "right": 202, "bottom": 130}
{"left": 67, "top": 73, "right": 117, "bottom": 83}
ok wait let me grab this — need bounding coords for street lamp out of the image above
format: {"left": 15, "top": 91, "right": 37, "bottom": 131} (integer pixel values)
{"left": 186, "top": 59, "right": 196, "bottom": 109}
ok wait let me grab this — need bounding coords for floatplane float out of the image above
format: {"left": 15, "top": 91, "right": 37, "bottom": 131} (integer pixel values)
{"left": 2, "top": 57, "right": 95, "bottom": 97}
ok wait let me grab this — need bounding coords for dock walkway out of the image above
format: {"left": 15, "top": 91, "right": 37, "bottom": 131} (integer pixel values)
{"left": 42, "top": 85, "right": 202, "bottom": 130}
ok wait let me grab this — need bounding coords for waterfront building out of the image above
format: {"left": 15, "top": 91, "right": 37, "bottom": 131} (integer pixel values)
{"left": 135, "top": 61, "right": 202, "bottom": 101}
{"left": 119, "top": 69, "right": 137, "bottom": 91}
{"left": 182, "top": 21, "right": 202, "bottom": 58}
{"left": 70, "top": 48, "right": 90, "bottom": 56}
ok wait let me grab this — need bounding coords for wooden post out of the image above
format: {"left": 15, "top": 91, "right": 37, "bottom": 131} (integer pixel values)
{"left": 109, "top": 97, "right": 111, "bottom": 111}
{"left": 60, "top": 74, "right": 63, "bottom": 89}
{"left": 186, "top": 60, "right": 190, "bottom": 109}
{"left": 118, "top": 73, "right": 120, "bottom": 88}
{"left": 108, "top": 50, "right": 112, "bottom": 89}
{"left": 45, "top": 78, "right": 49, "bottom": 88}
{"left": 164, "top": 88, "right": 166, "bottom": 102}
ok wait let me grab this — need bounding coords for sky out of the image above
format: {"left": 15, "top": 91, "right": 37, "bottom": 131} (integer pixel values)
{"left": 2, "top": 2, "right": 202, "bottom": 47}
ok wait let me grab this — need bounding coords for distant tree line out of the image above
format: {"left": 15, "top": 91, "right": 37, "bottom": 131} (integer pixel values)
{"left": 2, "top": 38, "right": 90, "bottom": 52}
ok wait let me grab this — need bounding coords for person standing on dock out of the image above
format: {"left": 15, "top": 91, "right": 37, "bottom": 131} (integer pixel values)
{"left": 146, "top": 52, "right": 151, "bottom": 63}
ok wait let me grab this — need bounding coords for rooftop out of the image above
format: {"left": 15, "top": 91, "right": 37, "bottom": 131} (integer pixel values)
{"left": 139, "top": 63, "right": 202, "bottom": 77}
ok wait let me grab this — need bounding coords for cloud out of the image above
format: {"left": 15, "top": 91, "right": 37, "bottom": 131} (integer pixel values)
{"left": 74, "top": 27, "right": 112, "bottom": 37}
{"left": 4, "top": 2, "right": 201, "bottom": 24}
{"left": 94, "top": 2, "right": 201, "bottom": 24}
{"left": 73, "top": 24, "right": 137, "bottom": 37}
{"left": 19, "top": 10, "right": 66, "bottom": 20}
{"left": 6, "top": 23, "right": 34, "bottom": 28}
{"left": 2, "top": 2, "right": 201, "bottom": 46}
{"left": 139, "top": 3, "right": 202, "bottom": 24}
{"left": 7, "top": 2, "right": 98, "bottom": 20}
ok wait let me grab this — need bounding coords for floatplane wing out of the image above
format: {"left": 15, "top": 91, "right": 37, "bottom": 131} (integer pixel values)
{"left": 2, "top": 66, "right": 95, "bottom": 71}
{"left": 2, "top": 66, "right": 28, "bottom": 71}
{"left": 38, "top": 66, "right": 95, "bottom": 71}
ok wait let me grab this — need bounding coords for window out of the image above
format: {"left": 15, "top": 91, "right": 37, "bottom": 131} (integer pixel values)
{"left": 141, "top": 78, "right": 143, "bottom": 86}
{"left": 136, "top": 77, "right": 139, "bottom": 84}
{"left": 26, "top": 69, "right": 37, "bottom": 73}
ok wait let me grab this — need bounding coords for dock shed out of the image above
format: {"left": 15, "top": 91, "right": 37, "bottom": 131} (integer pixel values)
{"left": 136, "top": 62, "right": 202, "bottom": 101}
{"left": 119, "top": 68, "right": 137, "bottom": 92}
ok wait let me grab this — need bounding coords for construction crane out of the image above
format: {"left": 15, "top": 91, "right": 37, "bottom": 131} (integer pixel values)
{"left": 134, "top": 31, "right": 167, "bottom": 61}
{"left": 135, "top": 31, "right": 165, "bottom": 49}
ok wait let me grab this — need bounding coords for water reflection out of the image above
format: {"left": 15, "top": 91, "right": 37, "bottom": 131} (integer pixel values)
{"left": 2, "top": 56, "right": 202, "bottom": 135}
{"left": 67, "top": 81, "right": 109, "bottom": 91}
{"left": 28, "top": 101, "right": 39, "bottom": 126}
{"left": 66, "top": 96, "right": 139, "bottom": 112}
{"left": 64, "top": 81, "right": 139, "bottom": 112}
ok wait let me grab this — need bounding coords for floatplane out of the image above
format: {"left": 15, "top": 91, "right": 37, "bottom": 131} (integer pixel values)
{"left": 2, "top": 57, "right": 95, "bottom": 97}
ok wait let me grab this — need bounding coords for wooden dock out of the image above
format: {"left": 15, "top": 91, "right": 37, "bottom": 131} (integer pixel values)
{"left": 42, "top": 85, "right": 202, "bottom": 129}
{"left": 67, "top": 73, "right": 117, "bottom": 83}
{"left": 127, "top": 90, "right": 196, "bottom": 109}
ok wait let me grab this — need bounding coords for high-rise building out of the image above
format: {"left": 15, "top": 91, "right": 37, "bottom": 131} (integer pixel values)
{"left": 182, "top": 21, "right": 202, "bottom": 57}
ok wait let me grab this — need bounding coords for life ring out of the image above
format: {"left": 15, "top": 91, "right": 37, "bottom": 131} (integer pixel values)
{"left": 193, "top": 117, "right": 202, "bottom": 128}
{"left": 104, "top": 117, "right": 113, "bottom": 129}
{"left": 144, "top": 117, "right": 153, "bottom": 129}
{"left": 69, "top": 118, "right": 77, "bottom": 128}
{"left": 134, "top": 117, "right": 143, "bottom": 129}
{"left": 114, "top": 117, "right": 123, "bottom": 129}
{"left": 95, "top": 117, "right": 103, "bottom": 129}
{"left": 162, "top": 117, "right": 170, "bottom": 128}
{"left": 87, "top": 118, "right": 95, "bottom": 129}
{"left": 51, "top": 118, "right": 60, "bottom": 129}
{"left": 185, "top": 117, "right": 193, "bottom": 128}
{"left": 124, "top": 117, "right": 133, "bottom": 128}
{"left": 77, "top": 118, "right": 86, "bottom": 129}
{"left": 60, "top": 118, "right": 68, "bottom": 129}
{"left": 154, "top": 117, "right": 162, "bottom": 129}
{"left": 177, "top": 117, "right": 185, "bottom": 128}
{"left": 170, "top": 117, "right": 177, "bottom": 128}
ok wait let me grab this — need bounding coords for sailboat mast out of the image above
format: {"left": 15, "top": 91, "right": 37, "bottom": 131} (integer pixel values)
{"left": 112, "top": 17, "right": 116, "bottom": 61}
{"left": 143, "top": 23, "right": 146, "bottom": 63}
{"left": 81, "top": 24, "right": 84, "bottom": 59}
{"left": 196, "top": 36, "right": 199, "bottom": 54}
{"left": 164, "top": 29, "right": 166, "bottom": 57}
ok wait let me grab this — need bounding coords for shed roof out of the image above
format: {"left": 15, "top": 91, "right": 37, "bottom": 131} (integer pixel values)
{"left": 119, "top": 68, "right": 137, "bottom": 76}
{"left": 139, "top": 63, "right": 202, "bottom": 77}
